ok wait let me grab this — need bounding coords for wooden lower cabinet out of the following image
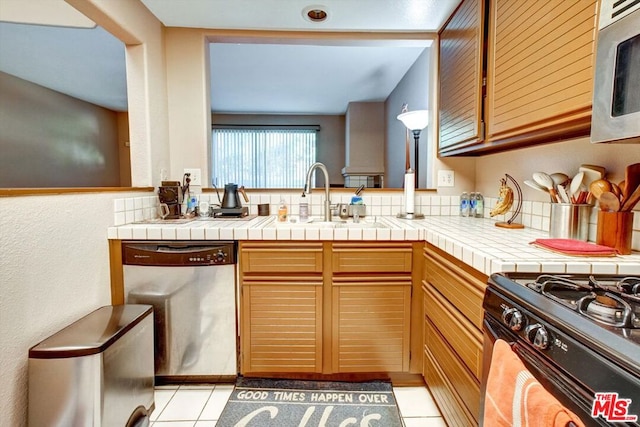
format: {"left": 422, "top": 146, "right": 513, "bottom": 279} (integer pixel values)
{"left": 242, "top": 281, "right": 323, "bottom": 373}
{"left": 422, "top": 242, "right": 487, "bottom": 426}
{"left": 331, "top": 242, "right": 413, "bottom": 373}
{"left": 240, "top": 242, "right": 324, "bottom": 374}
{"left": 332, "top": 281, "right": 411, "bottom": 372}
{"left": 239, "top": 241, "right": 419, "bottom": 376}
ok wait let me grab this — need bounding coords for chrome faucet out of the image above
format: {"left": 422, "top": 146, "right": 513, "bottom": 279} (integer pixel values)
{"left": 304, "top": 162, "right": 331, "bottom": 222}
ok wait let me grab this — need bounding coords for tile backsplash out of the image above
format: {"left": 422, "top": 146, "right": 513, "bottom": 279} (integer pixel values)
{"left": 113, "top": 191, "right": 639, "bottom": 250}
{"left": 113, "top": 195, "right": 159, "bottom": 225}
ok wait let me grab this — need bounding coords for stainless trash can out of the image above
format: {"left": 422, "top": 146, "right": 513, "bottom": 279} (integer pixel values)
{"left": 28, "top": 305, "right": 155, "bottom": 427}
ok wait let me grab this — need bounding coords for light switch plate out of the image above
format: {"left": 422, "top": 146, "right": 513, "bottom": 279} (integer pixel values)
{"left": 184, "top": 168, "right": 202, "bottom": 186}
{"left": 437, "top": 170, "right": 455, "bottom": 187}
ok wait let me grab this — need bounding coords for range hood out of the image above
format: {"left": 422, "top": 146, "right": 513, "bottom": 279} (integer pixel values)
{"left": 342, "top": 102, "right": 385, "bottom": 187}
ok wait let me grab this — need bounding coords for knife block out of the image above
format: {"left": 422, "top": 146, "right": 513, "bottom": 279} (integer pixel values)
{"left": 596, "top": 210, "right": 634, "bottom": 255}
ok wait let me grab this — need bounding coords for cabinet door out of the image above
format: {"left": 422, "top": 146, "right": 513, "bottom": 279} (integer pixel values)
{"left": 331, "top": 279, "right": 411, "bottom": 373}
{"left": 239, "top": 242, "right": 324, "bottom": 374}
{"left": 486, "top": 0, "right": 597, "bottom": 146}
{"left": 241, "top": 280, "right": 323, "bottom": 373}
{"left": 331, "top": 242, "right": 413, "bottom": 373}
{"left": 439, "top": 0, "right": 485, "bottom": 155}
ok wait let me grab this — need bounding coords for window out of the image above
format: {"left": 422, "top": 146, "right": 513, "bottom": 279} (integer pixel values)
{"left": 211, "top": 126, "right": 317, "bottom": 188}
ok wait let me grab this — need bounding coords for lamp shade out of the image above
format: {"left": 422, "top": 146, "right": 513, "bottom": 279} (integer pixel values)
{"left": 397, "top": 110, "right": 429, "bottom": 131}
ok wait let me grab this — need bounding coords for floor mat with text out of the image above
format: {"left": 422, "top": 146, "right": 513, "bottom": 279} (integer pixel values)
{"left": 215, "top": 377, "right": 403, "bottom": 427}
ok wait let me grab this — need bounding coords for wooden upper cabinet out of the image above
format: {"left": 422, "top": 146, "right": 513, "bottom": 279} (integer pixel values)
{"left": 485, "top": 0, "right": 598, "bottom": 146}
{"left": 438, "top": 0, "right": 486, "bottom": 154}
{"left": 439, "top": 0, "right": 598, "bottom": 156}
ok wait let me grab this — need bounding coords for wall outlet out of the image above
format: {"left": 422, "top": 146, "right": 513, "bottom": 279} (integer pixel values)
{"left": 184, "top": 168, "right": 202, "bottom": 186}
{"left": 437, "top": 170, "right": 455, "bottom": 187}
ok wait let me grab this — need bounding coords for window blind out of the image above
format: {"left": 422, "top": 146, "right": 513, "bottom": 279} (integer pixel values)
{"left": 211, "top": 127, "right": 317, "bottom": 188}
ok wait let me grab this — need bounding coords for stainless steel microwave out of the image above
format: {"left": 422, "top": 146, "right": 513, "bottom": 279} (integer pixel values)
{"left": 591, "top": 0, "right": 640, "bottom": 143}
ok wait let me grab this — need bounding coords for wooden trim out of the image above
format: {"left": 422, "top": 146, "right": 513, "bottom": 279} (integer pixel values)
{"left": 0, "top": 187, "right": 154, "bottom": 197}
{"left": 205, "top": 29, "right": 436, "bottom": 45}
{"left": 440, "top": 113, "right": 591, "bottom": 156}
{"left": 322, "top": 241, "right": 333, "bottom": 374}
{"left": 332, "top": 275, "right": 412, "bottom": 285}
{"left": 243, "top": 278, "right": 323, "bottom": 286}
{"left": 410, "top": 241, "right": 424, "bottom": 374}
{"left": 240, "top": 242, "right": 324, "bottom": 249}
{"left": 108, "top": 239, "right": 125, "bottom": 305}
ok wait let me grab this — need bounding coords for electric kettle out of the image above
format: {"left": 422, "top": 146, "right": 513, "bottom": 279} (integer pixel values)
{"left": 221, "top": 183, "right": 248, "bottom": 209}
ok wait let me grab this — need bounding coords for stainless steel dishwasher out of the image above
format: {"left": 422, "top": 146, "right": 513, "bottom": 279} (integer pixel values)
{"left": 122, "top": 241, "right": 237, "bottom": 382}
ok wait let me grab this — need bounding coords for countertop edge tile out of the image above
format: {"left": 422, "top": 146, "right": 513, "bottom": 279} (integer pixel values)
{"left": 109, "top": 216, "right": 640, "bottom": 275}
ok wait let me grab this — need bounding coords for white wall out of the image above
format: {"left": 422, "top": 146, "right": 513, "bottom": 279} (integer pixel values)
{"left": 0, "top": 191, "right": 151, "bottom": 427}
{"left": 0, "top": 72, "right": 123, "bottom": 187}
{"left": 475, "top": 137, "right": 640, "bottom": 203}
{"left": 385, "top": 48, "right": 431, "bottom": 188}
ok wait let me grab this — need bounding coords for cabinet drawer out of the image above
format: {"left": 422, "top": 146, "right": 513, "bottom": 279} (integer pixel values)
{"left": 424, "top": 346, "right": 478, "bottom": 427}
{"left": 240, "top": 242, "right": 323, "bottom": 274}
{"left": 424, "top": 318, "right": 480, "bottom": 424}
{"left": 424, "top": 243, "right": 486, "bottom": 329}
{"left": 332, "top": 242, "right": 412, "bottom": 274}
{"left": 424, "top": 283, "right": 482, "bottom": 379}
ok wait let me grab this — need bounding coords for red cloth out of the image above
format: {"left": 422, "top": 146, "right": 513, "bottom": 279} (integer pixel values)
{"left": 531, "top": 238, "right": 618, "bottom": 256}
{"left": 484, "top": 339, "right": 586, "bottom": 427}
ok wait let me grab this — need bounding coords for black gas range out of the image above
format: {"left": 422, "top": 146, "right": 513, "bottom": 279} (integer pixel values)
{"left": 483, "top": 273, "right": 640, "bottom": 426}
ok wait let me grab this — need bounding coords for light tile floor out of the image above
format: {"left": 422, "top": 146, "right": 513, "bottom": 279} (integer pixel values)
{"left": 150, "top": 384, "right": 446, "bottom": 427}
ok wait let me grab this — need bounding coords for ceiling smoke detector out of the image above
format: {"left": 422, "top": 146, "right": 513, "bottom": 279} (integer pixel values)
{"left": 303, "top": 5, "right": 328, "bottom": 23}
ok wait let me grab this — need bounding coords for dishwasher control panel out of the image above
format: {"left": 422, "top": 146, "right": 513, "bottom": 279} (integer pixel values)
{"left": 122, "top": 241, "right": 236, "bottom": 266}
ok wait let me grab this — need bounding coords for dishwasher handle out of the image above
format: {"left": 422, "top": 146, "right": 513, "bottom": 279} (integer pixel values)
{"left": 122, "top": 241, "right": 236, "bottom": 266}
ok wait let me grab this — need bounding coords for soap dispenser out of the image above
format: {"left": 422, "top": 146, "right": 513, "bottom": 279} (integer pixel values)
{"left": 278, "top": 199, "right": 288, "bottom": 222}
{"left": 299, "top": 193, "right": 309, "bottom": 222}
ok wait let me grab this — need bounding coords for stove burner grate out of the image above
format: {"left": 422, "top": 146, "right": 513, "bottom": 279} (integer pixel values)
{"left": 526, "top": 274, "right": 640, "bottom": 329}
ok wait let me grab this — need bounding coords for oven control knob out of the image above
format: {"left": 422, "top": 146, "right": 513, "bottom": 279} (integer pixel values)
{"left": 525, "top": 324, "right": 549, "bottom": 350}
{"left": 502, "top": 308, "right": 524, "bottom": 331}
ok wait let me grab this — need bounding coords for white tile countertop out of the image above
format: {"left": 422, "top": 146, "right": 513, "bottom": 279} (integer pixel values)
{"left": 107, "top": 215, "right": 640, "bottom": 276}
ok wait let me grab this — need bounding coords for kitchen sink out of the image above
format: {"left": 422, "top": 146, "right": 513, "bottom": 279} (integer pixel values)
{"left": 272, "top": 217, "right": 388, "bottom": 229}
{"left": 132, "top": 217, "right": 196, "bottom": 224}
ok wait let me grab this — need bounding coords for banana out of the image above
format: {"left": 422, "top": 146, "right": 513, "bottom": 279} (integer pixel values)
{"left": 490, "top": 178, "right": 514, "bottom": 217}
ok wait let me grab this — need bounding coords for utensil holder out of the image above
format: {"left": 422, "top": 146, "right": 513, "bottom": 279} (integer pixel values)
{"left": 596, "top": 210, "right": 634, "bottom": 255}
{"left": 549, "top": 204, "right": 591, "bottom": 241}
